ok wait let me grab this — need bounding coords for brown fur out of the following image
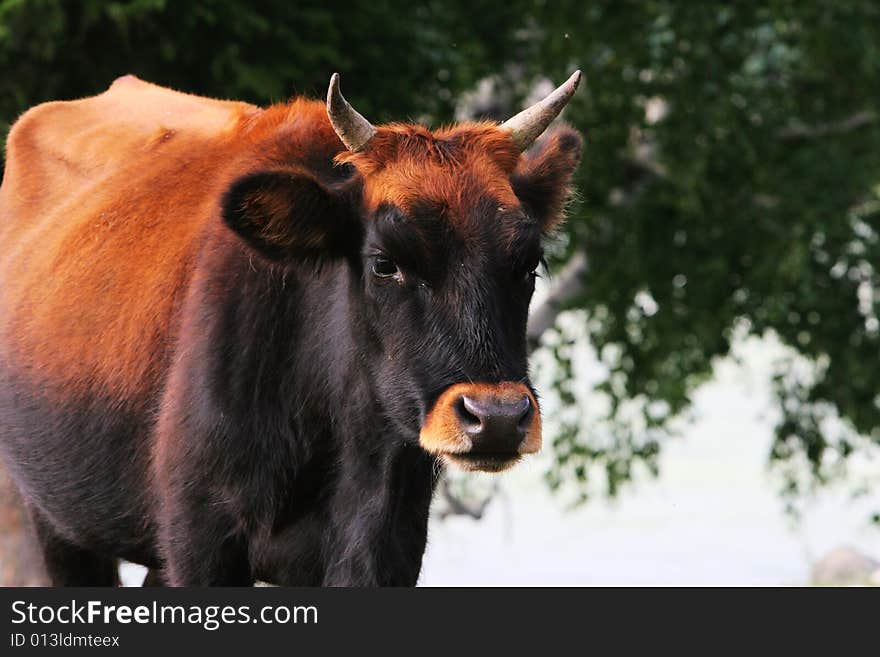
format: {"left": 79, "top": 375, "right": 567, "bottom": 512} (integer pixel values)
{"left": 0, "top": 76, "right": 342, "bottom": 402}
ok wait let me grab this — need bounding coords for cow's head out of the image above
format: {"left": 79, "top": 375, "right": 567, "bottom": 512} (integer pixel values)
{"left": 223, "top": 72, "right": 583, "bottom": 472}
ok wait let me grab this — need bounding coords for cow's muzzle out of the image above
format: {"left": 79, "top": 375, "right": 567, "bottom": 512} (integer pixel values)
{"left": 419, "top": 382, "right": 542, "bottom": 472}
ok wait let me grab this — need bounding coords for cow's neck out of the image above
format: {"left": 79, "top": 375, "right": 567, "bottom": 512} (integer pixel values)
{"left": 234, "top": 257, "right": 437, "bottom": 585}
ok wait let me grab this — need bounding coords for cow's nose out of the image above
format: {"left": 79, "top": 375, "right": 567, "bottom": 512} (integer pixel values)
{"left": 456, "top": 394, "right": 532, "bottom": 452}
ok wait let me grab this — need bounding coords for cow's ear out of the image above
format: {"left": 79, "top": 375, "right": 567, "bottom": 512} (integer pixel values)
{"left": 221, "top": 171, "right": 361, "bottom": 262}
{"left": 511, "top": 126, "right": 583, "bottom": 233}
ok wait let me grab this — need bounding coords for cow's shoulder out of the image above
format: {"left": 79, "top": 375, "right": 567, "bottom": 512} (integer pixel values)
{"left": 0, "top": 78, "right": 263, "bottom": 396}
{"left": 6, "top": 75, "right": 256, "bottom": 188}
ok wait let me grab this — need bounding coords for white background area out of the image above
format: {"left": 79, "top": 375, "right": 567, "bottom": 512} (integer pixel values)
{"left": 419, "top": 334, "right": 880, "bottom": 586}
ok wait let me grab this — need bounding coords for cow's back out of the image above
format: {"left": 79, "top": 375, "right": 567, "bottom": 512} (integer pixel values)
{"left": 0, "top": 77, "right": 344, "bottom": 560}
{"left": 0, "top": 75, "right": 257, "bottom": 402}
{"left": 0, "top": 77, "right": 267, "bottom": 555}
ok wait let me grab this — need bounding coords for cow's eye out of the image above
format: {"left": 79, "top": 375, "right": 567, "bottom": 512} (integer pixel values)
{"left": 372, "top": 256, "right": 400, "bottom": 279}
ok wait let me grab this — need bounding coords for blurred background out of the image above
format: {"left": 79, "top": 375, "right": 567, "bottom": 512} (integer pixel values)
{"left": 1, "top": 0, "right": 879, "bottom": 585}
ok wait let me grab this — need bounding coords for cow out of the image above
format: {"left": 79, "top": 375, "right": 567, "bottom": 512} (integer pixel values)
{"left": 0, "top": 71, "right": 582, "bottom": 586}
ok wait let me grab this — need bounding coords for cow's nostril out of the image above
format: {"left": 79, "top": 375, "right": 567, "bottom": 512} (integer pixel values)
{"left": 516, "top": 396, "right": 533, "bottom": 431}
{"left": 455, "top": 396, "right": 483, "bottom": 431}
{"left": 457, "top": 393, "right": 533, "bottom": 451}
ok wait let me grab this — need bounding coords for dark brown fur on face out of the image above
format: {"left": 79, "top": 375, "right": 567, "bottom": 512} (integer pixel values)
{"left": 0, "top": 75, "right": 581, "bottom": 586}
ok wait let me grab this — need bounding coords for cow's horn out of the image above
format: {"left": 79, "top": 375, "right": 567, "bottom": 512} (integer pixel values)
{"left": 327, "top": 73, "right": 377, "bottom": 153}
{"left": 501, "top": 70, "right": 582, "bottom": 151}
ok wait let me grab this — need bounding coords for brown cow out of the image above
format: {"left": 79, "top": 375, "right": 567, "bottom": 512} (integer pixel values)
{"left": 0, "top": 73, "right": 582, "bottom": 585}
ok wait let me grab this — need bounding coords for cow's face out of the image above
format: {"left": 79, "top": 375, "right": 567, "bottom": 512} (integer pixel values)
{"left": 222, "top": 73, "right": 582, "bottom": 472}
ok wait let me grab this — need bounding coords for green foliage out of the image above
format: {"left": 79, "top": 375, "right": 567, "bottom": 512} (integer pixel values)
{"left": 0, "top": 0, "right": 523, "bottom": 144}
{"left": 518, "top": 1, "right": 880, "bottom": 507}
{"left": 1, "top": 0, "right": 878, "bottom": 510}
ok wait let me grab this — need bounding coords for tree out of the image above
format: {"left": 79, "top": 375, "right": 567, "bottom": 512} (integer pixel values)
{"left": 0, "top": 0, "right": 523, "bottom": 151}
{"left": 513, "top": 1, "right": 880, "bottom": 509}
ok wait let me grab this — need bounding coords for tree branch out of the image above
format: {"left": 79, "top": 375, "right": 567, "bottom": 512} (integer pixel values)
{"left": 435, "top": 478, "right": 499, "bottom": 521}
{"left": 527, "top": 249, "right": 589, "bottom": 351}
{"left": 777, "top": 110, "right": 877, "bottom": 140}
{"left": 525, "top": 138, "right": 666, "bottom": 352}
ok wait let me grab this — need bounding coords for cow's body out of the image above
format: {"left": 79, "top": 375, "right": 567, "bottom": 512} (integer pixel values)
{"left": 0, "top": 74, "right": 581, "bottom": 585}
